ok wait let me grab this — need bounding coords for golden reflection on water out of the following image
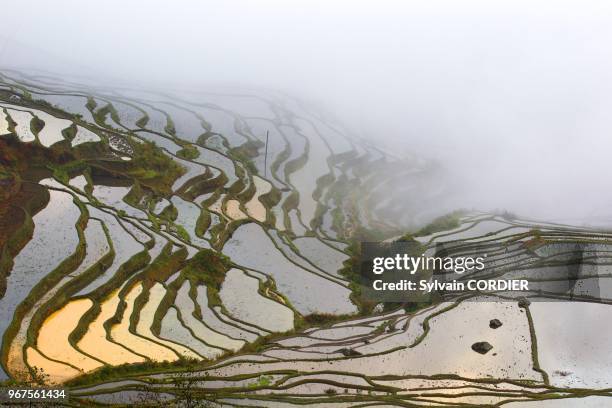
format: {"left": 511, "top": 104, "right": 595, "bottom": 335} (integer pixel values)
{"left": 226, "top": 199, "right": 247, "bottom": 220}
{"left": 244, "top": 176, "right": 271, "bottom": 223}
{"left": 37, "top": 299, "right": 102, "bottom": 373}
{"left": 110, "top": 283, "right": 179, "bottom": 362}
{"left": 26, "top": 347, "right": 80, "bottom": 384}
{"left": 78, "top": 290, "right": 145, "bottom": 366}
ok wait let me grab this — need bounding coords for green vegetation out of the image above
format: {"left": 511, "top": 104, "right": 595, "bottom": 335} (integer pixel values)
{"left": 85, "top": 97, "right": 97, "bottom": 112}
{"left": 130, "top": 140, "right": 185, "bottom": 194}
{"left": 229, "top": 140, "right": 262, "bottom": 175}
{"left": 65, "top": 358, "right": 203, "bottom": 387}
{"left": 404, "top": 210, "right": 464, "bottom": 239}
{"left": 248, "top": 375, "right": 272, "bottom": 388}
{"left": 182, "top": 249, "right": 231, "bottom": 305}
{"left": 164, "top": 115, "right": 176, "bottom": 135}
{"left": 62, "top": 123, "right": 77, "bottom": 141}
{"left": 175, "top": 224, "right": 191, "bottom": 243}
{"left": 135, "top": 114, "right": 149, "bottom": 128}
{"left": 195, "top": 209, "right": 211, "bottom": 237}
{"left": 177, "top": 145, "right": 200, "bottom": 160}
{"left": 93, "top": 103, "right": 113, "bottom": 126}
{"left": 30, "top": 116, "right": 45, "bottom": 136}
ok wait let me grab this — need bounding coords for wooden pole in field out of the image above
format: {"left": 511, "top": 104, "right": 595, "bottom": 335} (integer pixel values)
{"left": 264, "top": 130, "right": 269, "bottom": 177}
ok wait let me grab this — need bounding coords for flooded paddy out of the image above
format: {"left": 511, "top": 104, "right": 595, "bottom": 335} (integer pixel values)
{"left": 247, "top": 119, "right": 287, "bottom": 184}
{"left": 157, "top": 102, "right": 206, "bottom": 142}
{"left": 29, "top": 108, "right": 72, "bottom": 147}
{"left": 197, "top": 106, "right": 248, "bottom": 147}
{"left": 292, "top": 237, "right": 347, "bottom": 277}
{"left": 135, "top": 130, "right": 181, "bottom": 153}
{"left": 225, "top": 199, "right": 247, "bottom": 220}
{"left": 505, "top": 396, "right": 612, "bottom": 407}
{"left": 108, "top": 100, "right": 146, "bottom": 129}
{"left": 193, "top": 146, "right": 238, "bottom": 185}
{"left": 403, "top": 298, "right": 537, "bottom": 379}
{"left": 288, "top": 119, "right": 333, "bottom": 227}
{"left": 208, "top": 193, "right": 225, "bottom": 214}
{"left": 212, "top": 305, "right": 267, "bottom": 336}
{"left": 171, "top": 155, "right": 208, "bottom": 191}
{"left": 171, "top": 196, "right": 210, "bottom": 247}
{"left": 7, "top": 217, "right": 109, "bottom": 372}
{"left": 78, "top": 390, "right": 173, "bottom": 405}
{"left": 268, "top": 230, "right": 339, "bottom": 279}
{"left": 6, "top": 108, "right": 36, "bottom": 142}
{"left": 223, "top": 223, "right": 357, "bottom": 315}
{"left": 195, "top": 285, "right": 259, "bottom": 342}
{"left": 174, "top": 282, "right": 245, "bottom": 350}
{"left": 110, "top": 284, "right": 179, "bottom": 362}
{"left": 68, "top": 174, "right": 88, "bottom": 191}
{"left": 92, "top": 184, "right": 146, "bottom": 218}
{"left": 160, "top": 307, "right": 220, "bottom": 358}
{"left": 1, "top": 103, "right": 72, "bottom": 146}
{"left": 135, "top": 283, "right": 201, "bottom": 359}
{"left": 26, "top": 347, "right": 80, "bottom": 384}
{"left": 0, "top": 107, "right": 9, "bottom": 134}
{"left": 133, "top": 102, "right": 170, "bottom": 134}
{"left": 277, "top": 124, "right": 307, "bottom": 175}
{"left": 219, "top": 269, "right": 294, "bottom": 333}
{"left": 37, "top": 299, "right": 102, "bottom": 374}
{"left": 288, "top": 210, "right": 307, "bottom": 235}
{"left": 35, "top": 93, "right": 97, "bottom": 123}
{"left": 77, "top": 290, "right": 146, "bottom": 366}
{"left": 0, "top": 189, "right": 81, "bottom": 371}
{"left": 77, "top": 206, "right": 145, "bottom": 295}
{"left": 71, "top": 125, "right": 101, "bottom": 146}
{"left": 245, "top": 176, "right": 272, "bottom": 222}
{"left": 530, "top": 301, "right": 612, "bottom": 388}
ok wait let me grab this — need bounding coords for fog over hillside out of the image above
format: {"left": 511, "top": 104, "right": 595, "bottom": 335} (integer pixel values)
{"left": 3, "top": 0, "right": 612, "bottom": 225}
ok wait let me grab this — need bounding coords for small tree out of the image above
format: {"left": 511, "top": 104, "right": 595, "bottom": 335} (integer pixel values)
{"left": 170, "top": 370, "right": 213, "bottom": 407}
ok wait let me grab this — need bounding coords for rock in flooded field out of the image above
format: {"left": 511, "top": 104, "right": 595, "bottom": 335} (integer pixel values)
{"left": 489, "top": 319, "right": 503, "bottom": 329}
{"left": 336, "top": 347, "right": 362, "bottom": 356}
{"left": 471, "top": 341, "right": 493, "bottom": 354}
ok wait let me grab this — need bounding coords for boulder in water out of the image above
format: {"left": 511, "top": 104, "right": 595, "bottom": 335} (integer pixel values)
{"left": 471, "top": 342, "right": 493, "bottom": 354}
{"left": 489, "top": 319, "right": 503, "bottom": 329}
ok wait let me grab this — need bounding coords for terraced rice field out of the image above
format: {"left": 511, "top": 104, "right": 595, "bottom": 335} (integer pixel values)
{"left": 1, "top": 69, "right": 612, "bottom": 406}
